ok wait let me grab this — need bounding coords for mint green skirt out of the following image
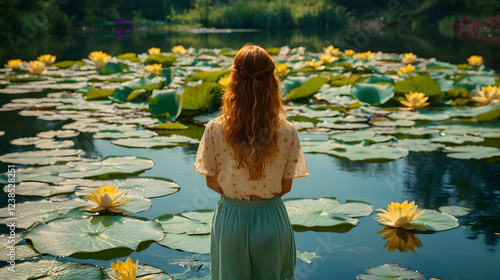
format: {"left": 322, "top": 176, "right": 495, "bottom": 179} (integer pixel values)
{"left": 211, "top": 195, "right": 296, "bottom": 280}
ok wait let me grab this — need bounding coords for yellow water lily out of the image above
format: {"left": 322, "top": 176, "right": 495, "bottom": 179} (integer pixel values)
{"left": 82, "top": 185, "right": 131, "bottom": 214}
{"left": 397, "top": 64, "right": 415, "bottom": 76}
{"left": 172, "top": 45, "right": 187, "bottom": 55}
{"left": 467, "top": 55, "right": 483, "bottom": 67}
{"left": 27, "top": 61, "right": 46, "bottom": 75}
{"left": 378, "top": 228, "right": 423, "bottom": 253}
{"left": 320, "top": 54, "right": 339, "bottom": 64}
{"left": 377, "top": 200, "right": 425, "bottom": 230}
{"left": 144, "top": 63, "right": 163, "bottom": 76}
{"left": 323, "top": 45, "right": 340, "bottom": 56}
{"left": 471, "top": 85, "right": 500, "bottom": 105}
{"left": 343, "top": 49, "right": 355, "bottom": 57}
{"left": 354, "top": 51, "right": 375, "bottom": 61}
{"left": 110, "top": 257, "right": 148, "bottom": 280}
{"left": 148, "top": 47, "right": 161, "bottom": 55}
{"left": 37, "top": 54, "right": 56, "bottom": 66}
{"left": 400, "top": 92, "right": 430, "bottom": 109}
{"left": 305, "top": 59, "right": 325, "bottom": 70}
{"left": 218, "top": 76, "right": 229, "bottom": 87}
{"left": 402, "top": 53, "right": 417, "bottom": 64}
{"left": 5, "top": 59, "right": 23, "bottom": 69}
{"left": 89, "top": 51, "right": 112, "bottom": 70}
{"left": 275, "top": 63, "right": 290, "bottom": 80}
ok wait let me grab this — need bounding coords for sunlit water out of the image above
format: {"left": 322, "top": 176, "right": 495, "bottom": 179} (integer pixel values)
{"left": 0, "top": 28, "right": 499, "bottom": 279}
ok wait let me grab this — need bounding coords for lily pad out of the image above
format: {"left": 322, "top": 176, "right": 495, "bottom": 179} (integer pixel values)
{"left": 438, "top": 206, "right": 471, "bottom": 216}
{"left": 155, "top": 210, "right": 214, "bottom": 235}
{"left": 2, "top": 181, "right": 76, "bottom": 196}
{"left": 25, "top": 216, "right": 164, "bottom": 256}
{"left": 0, "top": 233, "right": 39, "bottom": 261}
{"left": 60, "top": 156, "right": 155, "bottom": 179}
{"left": 296, "top": 251, "right": 321, "bottom": 264}
{"left": 430, "top": 135, "right": 484, "bottom": 144}
{"left": 444, "top": 145, "right": 500, "bottom": 159}
{"left": 412, "top": 209, "right": 459, "bottom": 232}
{"left": 329, "top": 131, "right": 392, "bottom": 143}
{"left": 394, "top": 75, "right": 442, "bottom": 96}
{"left": 149, "top": 88, "right": 182, "bottom": 120}
{"left": 0, "top": 165, "right": 74, "bottom": 184}
{"left": 326, "top": 143, "right": 409, "bottom": 161}
{"left": 0, "top": 259, "right": 104, "bottom": 280}
{"left": 387, "top": 110, "right": 450, "bottom": 121}
{"left": 0, "top": 198, "right": 91, "bottom": 228}
{"left": 392, "top": 139, "right": 445, "bottom": 153}
{"left": 37, "top": 130, "right": 80, "bottom": 139}
{"left": 112, "top": 135, "right": 194, "bottom": 148}
{"left": 94, "top": 129, "right": 158, "bottom": 139}
{"left": 157, "top": 233, "right": 210, "bottom": 254}
{"left": 181, "top": 82, "right": 221, "bottom": 111}
{"left": 0, "top": 149, "right": 84, "bottom": 165}
{"left": 285, "top": 76, "right": 329, "bottom": 101}
{"left": 351, "top": 83, "right": 394, "bottom": 105}
{"left": 357, "top": 264, "right": 425, "bottom": 280}
{"left": 284, "top": 197, "right": 372, "bottom": 229}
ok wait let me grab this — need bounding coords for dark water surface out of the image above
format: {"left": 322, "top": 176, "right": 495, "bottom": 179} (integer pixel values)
{"left": 1, "top": 28, "right": 500, "bottom": 279}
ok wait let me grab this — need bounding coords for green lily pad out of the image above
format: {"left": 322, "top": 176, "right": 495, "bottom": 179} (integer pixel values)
{"left": 37, "top": 130, "right": 79, "bottom": 139}
{"left": 314, "top": 85, "right": 357, "bottom": 105}
{"left": 316, "top": 122, "right": 370, "bottom": 130}
{"left": 412, "top": 209, "right": 459, "bottom": 232}
{"left": 25, "top": 216, "right": 164, "bottom": 256}
{"left": 392, "top": 139, "right": 445, "bottom": 153}
{"left": 157, "top": 233, "right": 210, "bottom": 254}
{"left": 444, "top": 145, "right": 500, "bottom": 159}
{"left": 329, "top": 131, "right": 392, "bottom": 143}
{"left": 155, "top": 210, "right": 214, "bottom": 235}
{"left": 112, "top": 135, "right": 194, "bottom": 148}
{"left": 60, "top": 156, "right": 155, "bottom": 179}
{"left": 98, "top": 62, "right": 128, "bottom": 75}
{"left": 85, "top": 89, "right": 115, "bottom": 100}
{"left": 181, "top": 82, "right": 222, "bottom": 111}
{"left": 301, "top": 140, "right": 341, "bottom": 154}
{"left": 0, "top": 198, "right": 91, "bottom": 228}
{"left": 3, "top": 181, "right": 76, "bottom": 197}
{"left": 148, "top": 123, "right": 188, "bottom": 130}
{"left": 10, "top": 137, "right": 75, "bottom": 149}
{"left": 149, "top": 88, "right": 182, "bottom": 120}
{"left": 285, "top": 76, "right": 329, "bottom": 101}
{"left": 74, "top": 177, "right": 180, "bottom": 199}
{"left": 144, "top": 54, "right": 177, "bottom": 67}
{"left": 351, "top": 83, "right": 394, "bottom": 105}
{"left": 438, "top": 206, "right": 471, "bottom": 216}
{"left": 94, "top": 129, "right": 158, "bottom": 139}
{"left": 387, "top": 110, "right": 450, "bottom": 121}
{"left": 184, "top": 69, "right": 230, "bottom": 83}
{"left": 319, "top": 115, "right": 368, "bottom": 123}
{"left": 296, "top": 251, "right": 321, "bottom": 264}
{"left": 0, "top": 149, "right": 84, "bottom": 165}
{"left": 0, "top": 233, "right": 39, "bottom": 261}
{"left": 430, "top": 135, "right": 484, "bottom": 144}
{"left": 370, "top": 118, "right": 415, "bottom": 127}
{"left": 394, "top": 75, "right": 442, "bottom": 96}
{"left": 0, "top": 165, "right": 74, "bottom": 184}
{"left": 284, "top": 197, "right": 372, "bottom": 229}
{"left": 471, "top": 102, "right": 500, "bottom": 121}
{"left": 0, "top": 259, "right": 104, "bottom": 280}
{"left": 357, "top": 264, "right": 425, "bottom": 280}
{"left": 327, "top": 143, "right": 409, "bottom": 161}
{"left": 393, "top": 127, "right": 438, "bottom": 136}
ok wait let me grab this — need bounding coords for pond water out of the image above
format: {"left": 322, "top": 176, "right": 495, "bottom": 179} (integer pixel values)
{"left": 1, "top": 27, "right": 500, "bottom": 279}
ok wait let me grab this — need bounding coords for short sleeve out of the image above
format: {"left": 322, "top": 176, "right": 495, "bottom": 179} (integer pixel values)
{"left": 194, "top": 121, "right": 218, "bottom": 176}
{"left": 283, "top": 126, "right": 309, "bottom": 179}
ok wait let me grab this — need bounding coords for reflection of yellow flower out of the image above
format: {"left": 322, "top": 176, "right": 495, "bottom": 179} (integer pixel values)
{"left": 37, "top": 54, "right": 56, "bottom": 66}
{"left": 148, "top": 47, "right": 161, "bottom": 55}
{"left": 397, "top": 64, "right": 415, "bottom": 76}
{"left": 5, "top": 59, "right": 22, "bottom": 69}
{"left": 467, "top": 55, "right": 483, "bottom": 67}
{"left": 354, "top": 51, "right": 375, "bottom": 61}
{"left": 377, "top": 200, "right": 425, "bottom": 230}
{"left": 172, "top": 45, "right": 187, "bottom": 55}
{"left": 110, "top": 257, "right": 139, "bottom": 280}
{"left": 275, "top": 63, "right": 290, "bottom": 80}
{"left": 323, "top": 45, "right": 340, "bottom": 56}
{"left": 343, "top": 49, "right": 355, "bottom": 57}
{"left": 144, "top": 63, "right": 163, "bottom": 76}
{"left": 28, "top": 61, "right": 47, "bottom": 75}
{"left": 89, "top": 51, "right": 112, "bottom": 70}
{"left": 402, "top": 53, "right": 417, "bottom": 64}
{"left": 82, "top": 185, "right": 131, "bottom": 214}
{"left": 471, "top": 85, "right": 500, "bottom": 105}
{"left": 218, "top": 76, "right": 229, "bottom": 87}
{"left": 378, "top": 228, "right": 423, "bottom": 253}
{"left": 400, "top": 92, "right": 430, "bottom": 109}
{"left": 305, "top": 59, "right": 325, "bottom": 70}
{"left": 320, "top": 54, "right": 339, "bottom": 64}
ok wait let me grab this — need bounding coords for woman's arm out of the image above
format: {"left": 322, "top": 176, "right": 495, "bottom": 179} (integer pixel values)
{"left": 279, "top": 178, "right": 293, "bottom": 196}
{"left": 206, "top": 175, "right": 224, "bottom": 195}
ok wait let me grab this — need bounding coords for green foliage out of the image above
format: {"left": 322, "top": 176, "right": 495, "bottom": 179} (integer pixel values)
{"left": 181, "top": 82, "right": 222, "bottom": 111}
{"left": 144, "top": 55, "right": 177, "bottom": 67}
{"left": 395, "top": 76, "right": 442, "bottom": 96}
{"left": 85, "top": 89, "right": 115, "bottom": 100}
{"left": 184, "top": 69, "right": 231, "bottom": 83}
{"left": 285, "top": 76, "right": 329, "bottom": 101}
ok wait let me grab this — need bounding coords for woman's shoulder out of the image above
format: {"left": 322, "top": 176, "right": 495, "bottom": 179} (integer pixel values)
{"left": 279, "top": 118, "right": 298, "bottom": 134}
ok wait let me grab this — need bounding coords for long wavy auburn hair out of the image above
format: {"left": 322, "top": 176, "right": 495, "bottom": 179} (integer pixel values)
{"left": 220, "top": 44, "right": 285, "bottom": 180}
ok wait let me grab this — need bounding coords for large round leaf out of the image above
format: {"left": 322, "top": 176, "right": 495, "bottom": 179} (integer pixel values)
{"left": 157, "top": 233, "right": 210, "bottom": 254}
{"left": 0, "top": 165, "right": 74, "bottom": 184}
{"left": 2, "top": 181, "right": 76, "bottom": 196}
{"left": 0, "top": 149, "right": 84, "bottom": 165}
{"left": 394, "top": 75, "right": 442, "bottom": 96}
{"left": 155, "top": 210, "right": 214, "bottom": 235}
{"left": 330, "top": 131, "right": 392, "bottom": 143}
{"left": 285, "top": 76, "right": 329, "bottom": 101}
{"left": 392, "top": 139, "right": 445, "bottom": 153}
{"left": 60, "top": 156, "right": 155, "bottom": 179}
{"left": 444, "top": 145, "right": 500, "bottom": 159}
{"left": 94, "top": 129, "right": 157, "bottom": 139}
{"left": 284, "top": 197, "right": 372, "bottom": 228}
{"left": 112, "top": 135, "right": 194, "bottom": 148}
{"left": 357, "top": 264, "right": 425, "bottom": 280}
{"left": 25, "top": 216, "right": 164, "bottom": 256}
{"left": 149, "top": 88, "right": 182, "bottom": 121}
{"left": 74, "top": 177, "right": 180, "bottom": 199}
{"left": 351, "top": 83, "right": 394, "bottom": 105}
{"left": 327, "top": 143, "right": 409, "bottom": 161}
{"left": 0, "top": 233, "right": 39, "bottom": 261}
{"left": 411, "top": 209, "right": 459, "bottom": 232}
{"left": 0, "top": 259, "right": 104, "bottom": 280}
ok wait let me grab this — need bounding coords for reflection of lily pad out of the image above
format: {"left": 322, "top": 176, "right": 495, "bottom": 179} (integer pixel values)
{"left": 25, "top": 216, "right": 164, "bottom": 256}
{"left": 438, "top": 206, "right": 471, "bottom": 217}
{"left": 357, "top": 264, "right": 425, "bottom": 280}
{"left": 157, "top": 233, "right": 210, "bottom": 254}
{"left": 60, "top": 156, "right": 155, "bottom": 179}
{"left": 444, "top": 145, "right": 500, "bottom": 159}
{"left": 155, "top": 210, "right": 214, "bottom": 235}
{"left": 0, "top": 149, "right": 84, "bottom": 165}
{"left": 284, "top": 197, "right": 372, "bottom": 228}
{"left": 0, "top": 259, "right": 103, "bottom": 280}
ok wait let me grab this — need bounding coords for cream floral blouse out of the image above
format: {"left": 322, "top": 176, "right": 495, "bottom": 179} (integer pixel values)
{"left": 194, "top": 117, "right": 309, "bottom": 200}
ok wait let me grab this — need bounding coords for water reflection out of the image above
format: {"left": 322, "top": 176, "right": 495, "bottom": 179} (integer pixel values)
{"left": 378, "top": 227, "right": 423, "bottom": 253}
